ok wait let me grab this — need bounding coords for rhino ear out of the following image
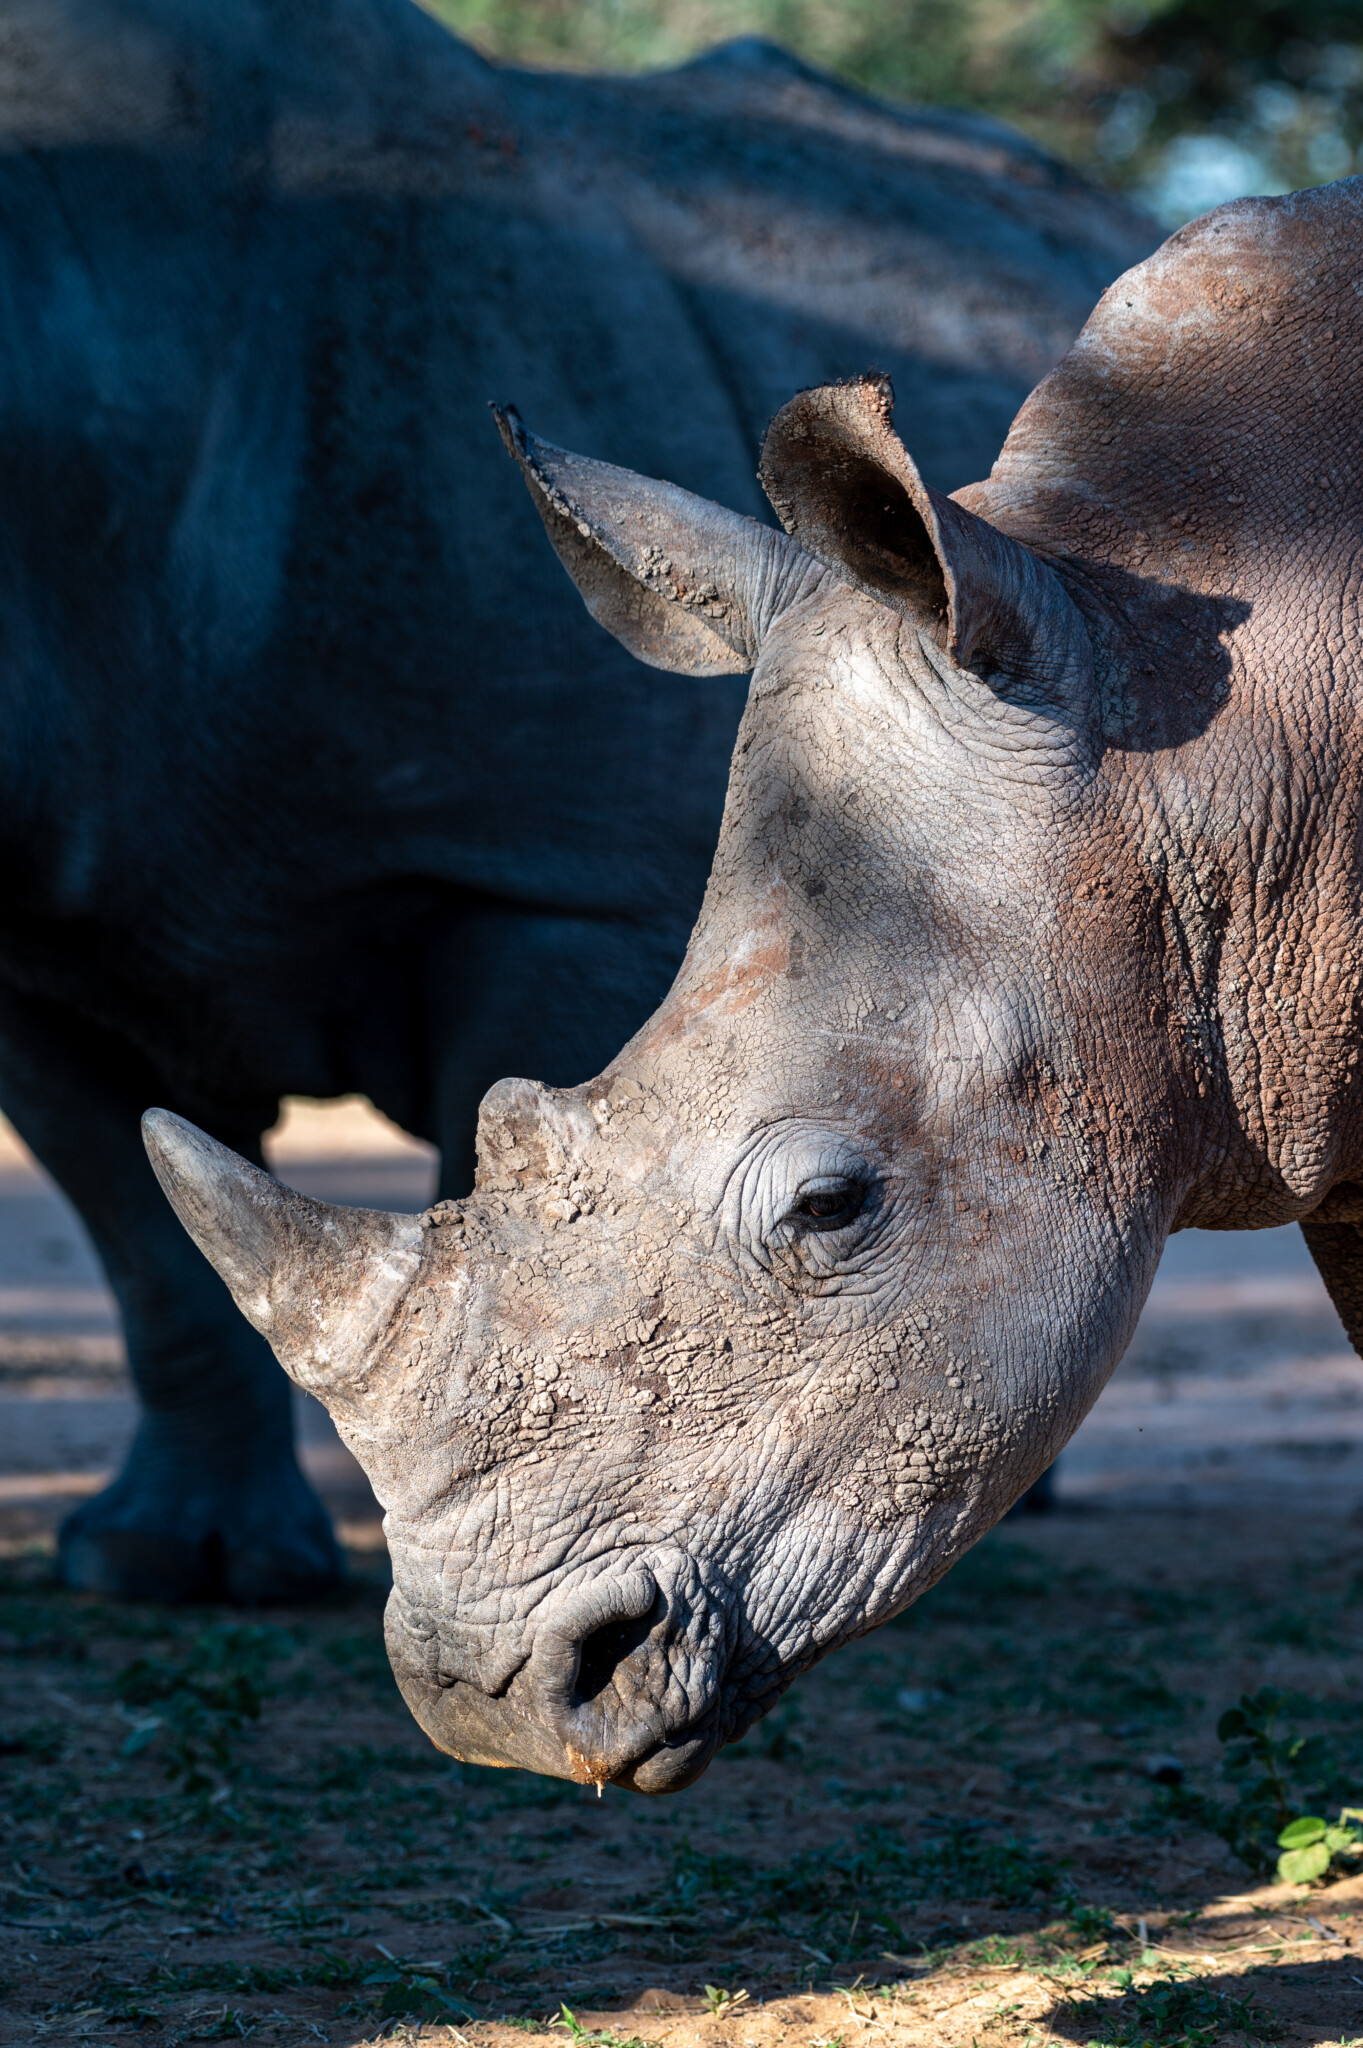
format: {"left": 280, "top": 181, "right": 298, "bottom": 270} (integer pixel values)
{"left": 759, "top": 375, "right": 1069, "bottom": 687}
{"left": 493, "top": 405, "right": 824, "bottom": 675}
{"left": 142, "top": 1109, "right": 422, "bottom": 1418}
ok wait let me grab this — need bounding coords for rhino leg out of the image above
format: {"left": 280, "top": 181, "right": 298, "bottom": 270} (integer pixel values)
{"left": 0, "top": 984, "right": 341, "bottom": 1602}
{"left": 1301, "top": 1215, "right": 1363, "bottom": 1357}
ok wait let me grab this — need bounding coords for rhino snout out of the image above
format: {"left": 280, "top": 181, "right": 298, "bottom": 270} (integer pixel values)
{"left": 392, "top": 1547, "right": 730, "bottom": 1794}
{"left": 529, "top": 1551, "right": 727, "bottom": 1794}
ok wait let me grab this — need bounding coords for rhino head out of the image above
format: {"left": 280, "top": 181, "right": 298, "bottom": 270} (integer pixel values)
{"left": 146, "top": 186, "right": 1363, "bottom": 1791}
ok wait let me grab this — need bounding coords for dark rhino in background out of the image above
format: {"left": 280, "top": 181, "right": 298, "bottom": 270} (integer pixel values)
{"left": 0, "top": 0, "right": 1155, "bottom": 1600}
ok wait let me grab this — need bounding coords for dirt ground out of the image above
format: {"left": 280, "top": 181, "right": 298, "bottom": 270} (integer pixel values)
{"left": 4, "top": 1106, "right": 1363, "bottom": 2046}
{"left": 4, "top": 1503, "right": 1363, "bottom": 2045}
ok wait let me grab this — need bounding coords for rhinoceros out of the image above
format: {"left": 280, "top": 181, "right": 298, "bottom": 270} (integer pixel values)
{"left": 145, "top": 177, "right": 1363, "bottom": 1789}
{"left": 0, "top": 0, "right": 1154, "bottom": 1600}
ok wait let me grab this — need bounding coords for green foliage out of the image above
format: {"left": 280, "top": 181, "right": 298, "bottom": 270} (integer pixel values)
{"left": 113, "top": 1625, "right": 289, "bottom": 1800}
{"left": 1217, "top": 1689, "right": 1304, "bottom": 1828}
{"left": 362, "top": 1951, "right": 479, "bottom": 2022}
{"left": 182, "top": 2009, "right": 255, "bottom": 2041}
{"left": 671, "top": 1818, "right": 1059, "bottom": 1921}
{"left": 3, "top": 1530, "right": 1359, "bottom": 2039}
{"left": 1063, "top": 1902, "right": 1119, "bottom": 1944}
{"left": 420, "top": 0, "right": 1363, "bottom": 219}
{"left": 914, "top": 1823, "right": 1063, "bottom": 1905}
{"left": 1210, "top": 1687, "right": 1326, "bottom": 1871}
{"left": 1067, "top": 1968, "right": 1284, "bottom": 2045}
{"left": 1097, "top": 0, "right": 1363, "bottom": 194}
{"left": 1179, "top": 1688, "right": 1363, "bottom": 1876}
{"left": 150, "top": 1956, "right": 366, "bottom": 1995}
{"left": 555, "top": 2003, "right": 659, "bottom": 2048}
{"left": 702, "top": 1984, "right": 748, "bottom": 2016}
{"left": 1275, "top": 1806, "right": 1363, "bottom": 1884}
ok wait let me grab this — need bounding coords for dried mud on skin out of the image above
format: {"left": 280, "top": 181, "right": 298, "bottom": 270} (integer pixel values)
{"left": 3, "top": 1510, "right": 1363, "bottom": 2047}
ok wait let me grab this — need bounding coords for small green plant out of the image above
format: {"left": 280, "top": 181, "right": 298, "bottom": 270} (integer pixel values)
{"left": 1211, "top": 1689, "right": 1332, "bottom": 1873}
{"left": 968, "top": 1935, "right": 1028, "bottom": 1966}
{"left": 703, "top": 1985, "right": 750, "bottom": 2017}
{"left": 1061, "top": 1902, "right": 1118, "bottom": 1945}
{"left": 554, "top": 2007, "right": 658, "bottom": 2048}
{"left": 362, "top": 1951, "right": 476, "bottom": 2023}
{"left": 1275, "top": 1808, "right": 1363, "bottom": 1885}
{"left": 1217, "top": 1691, "right": 1300, "bottom": 1829}
{"left": 915, "top": 1824, "right": 1061, "bottom": 1905}
{"left": 114, "top": 1625, "right": 288, "bottom": 1800}
{"left": 186, "top": 2010, "right": 256, "bottom": 2042}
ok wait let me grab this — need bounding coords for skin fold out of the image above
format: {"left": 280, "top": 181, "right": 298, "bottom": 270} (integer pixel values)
{"left": 146, "top": 181, "right": 1363, "bottom": 1791}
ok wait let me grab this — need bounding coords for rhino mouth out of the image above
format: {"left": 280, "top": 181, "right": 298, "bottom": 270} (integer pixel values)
{"left": 389, "top": 1548, "right": 734, "bottom": 1794}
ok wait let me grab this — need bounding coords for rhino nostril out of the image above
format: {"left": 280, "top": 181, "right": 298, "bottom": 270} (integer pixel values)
{"left": 574, "top": 1601, "right": 661, "bottom": 1706}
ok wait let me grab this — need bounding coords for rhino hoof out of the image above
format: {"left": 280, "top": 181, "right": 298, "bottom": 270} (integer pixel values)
{"left": 58, "top": 1458, "right": 344, "bottom": 1604}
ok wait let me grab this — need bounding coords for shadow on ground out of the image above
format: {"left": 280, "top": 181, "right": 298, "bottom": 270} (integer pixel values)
{"left": 3, "top": 1503, "right": 1363, "bottom": 2046}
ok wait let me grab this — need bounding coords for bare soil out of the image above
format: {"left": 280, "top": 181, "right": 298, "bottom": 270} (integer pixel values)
{"left": 3, "top": 1505, "right": 1363, "bottom": 2048}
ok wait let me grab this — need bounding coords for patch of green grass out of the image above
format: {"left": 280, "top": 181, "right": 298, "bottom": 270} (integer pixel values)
{"left": 670, "top": 1819, "right": 1059, "bottom": 1922}
{"left": 114, "top": 1623, "right": 293, "bottom": 1800}
{"left": 914, "top": 1825, "right": 1062, "bottom": 1906}
{"left": 965, "top": 1934, "right": 1029, "bottom": 1966}
{"left": 364, "top": 1959, "right": 479, "bottom": 2022}
{"left": 150, "top": 1955, "right": 366, "bottom": 1995}
{"left": 895, "top": 1542, "right": 1063, "bottom": 1629}
{"left": 181, "top": 2008, "right": 257, "bottom": 2041}
{"left": 1061, "top": 1970, "right": 1284, "bottom": 2046}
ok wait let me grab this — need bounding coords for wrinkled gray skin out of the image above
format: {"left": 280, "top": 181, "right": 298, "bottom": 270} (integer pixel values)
{"left": 145, "top": 183, "right": 1363, "bottom": 1797}
{"left": 0, "top": 0, "right": 1155, "bottom": 1602}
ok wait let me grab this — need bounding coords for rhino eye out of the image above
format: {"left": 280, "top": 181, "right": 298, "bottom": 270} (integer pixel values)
{"left": 792, "top": 1180, "right": 865, "bottom": 1229}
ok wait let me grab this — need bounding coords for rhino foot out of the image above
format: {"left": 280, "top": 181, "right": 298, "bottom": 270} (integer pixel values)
{"left": 58, "top": 1442, "right": 344, "bottom": 1604}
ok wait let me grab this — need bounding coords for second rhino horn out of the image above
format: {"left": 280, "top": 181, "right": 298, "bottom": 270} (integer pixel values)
{"left": 141, "top": 1109, "right": 423, "bottom": 1419}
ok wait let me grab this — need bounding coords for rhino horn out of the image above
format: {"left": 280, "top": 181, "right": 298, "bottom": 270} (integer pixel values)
{"left": 492, "top": 403, "right": 825, "bottom": 675}
{"left": 758, "top": 373, "right": 1066, "bottom": 681}
{"left": 141, "top": 1109, "right": 423, "bottom": 1413}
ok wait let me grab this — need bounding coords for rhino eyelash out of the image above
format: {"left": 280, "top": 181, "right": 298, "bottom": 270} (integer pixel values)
{"left": 788, "top": 1179, "right": 866, "bottom": 1230}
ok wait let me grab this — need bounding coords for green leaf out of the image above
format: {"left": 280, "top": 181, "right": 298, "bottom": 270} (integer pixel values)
{"left": 435, "top": 1992, "right": 480, "bottom": 2019}
{"left": 1278, "top": 1816, "right": 1327, "bottom": 1849}
{"left": 120, "top": 1719, "right": 162, "bottom": 1757}
{"left": 1325, "top": 1827, "right": 1360, "bottom": 1853}
{"left": 1277, "top": 1841, "right": 1332, "bottom": 1885}
{"left": 1217, "top": 1708, "right": 1248, "bottom": 1740}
